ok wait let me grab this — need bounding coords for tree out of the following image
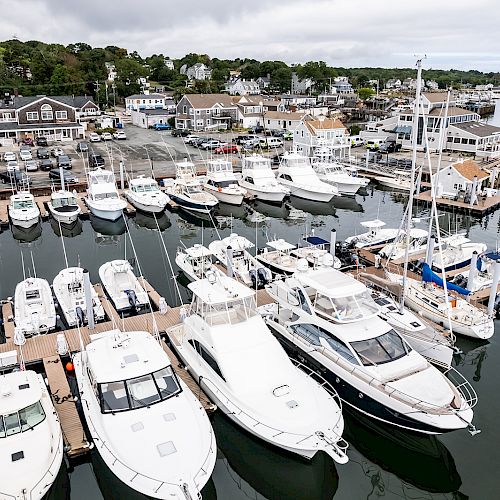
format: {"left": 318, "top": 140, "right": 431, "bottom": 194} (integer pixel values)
{"left": 358, "top": 87, "right": 375, "bottom": 100}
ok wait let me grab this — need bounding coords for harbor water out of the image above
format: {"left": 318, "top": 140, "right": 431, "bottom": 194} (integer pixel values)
{"left": 2, "top": 185, "right": 499, "bottom": 500}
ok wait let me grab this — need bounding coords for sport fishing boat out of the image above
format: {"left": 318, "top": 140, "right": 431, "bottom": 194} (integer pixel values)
{"left": 209, "top": 233, "right": 272, "bottom": 288}
{"left": 379, "top": 228, "right": 429, "bottom": 261}
{"left": 47, "top": 189, "right": 81, "bottom": 225}
{"left": 14, "top": 277, "right": 57, "bottom": 336}
{"left": 312, "top": 159, "right": 369, "bottom": 195}
{"left": 374, "top": 170, "right": 412, "bottom": 191}
{"left": 345, "top": 219, "right": 399, "bottom": 248}
{"left": 98, "top": 260, "right": 149, "bottom": 313}
{"left": 167, "top": 275, "right": 349, "bottom": 463}
{"left": 73, "top": 329, "right": 217, "bottom": 499}
{"left": 124, "top": 175, "right": 169, "bottom": 213}
{"left": 203, "top": 159, "right": 247, "bottom": 205}
{"left": 53, "top": 267, "right": 105, "bottom": 327}
{"left": 0, "top": 370, "right": 63, "bottom": 500}
{"left": 85, "top": 168, "right": 127, "bottom": 221}
{"left": 164, "top": 160, "right": 218, "bottom": 214}
{"left": 276, "top": 152, "right": 338, "bottom": 202}
{"left": 432, "top": 234, "right": 487, "bottom": 273}
{"left": 239, "top": 155, "right": 289, "bottom": 203}
{"left": 175, "top": 244, "right": 225, "bottom": 282}
{"left": 264, "top": 268, "right": 478, "bottom": 434}
{"left": 8, "top": 191, "right": 40, "bottom": 229}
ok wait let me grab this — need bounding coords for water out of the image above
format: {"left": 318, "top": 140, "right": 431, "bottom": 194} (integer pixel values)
{"left": 2, "top": 186, "right": 500, "bottom": 500}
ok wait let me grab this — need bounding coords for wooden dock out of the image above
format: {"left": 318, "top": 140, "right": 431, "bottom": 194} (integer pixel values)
{"left": 2, "top": 302, "right": 15, "bottom": 342}
{"left": 416, "top": 190, "right": 500, "bottom": 216}
{"left": 0, "top": 198, "right": 9, "bottom": 226}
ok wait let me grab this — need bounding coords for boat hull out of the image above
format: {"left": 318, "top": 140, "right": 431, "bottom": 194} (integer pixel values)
{"left": 10, "top": 214, "right": 39, "bottom": 229}
{"left": 125, "top": 194, "right": 167, "bottom": 214}
{"left": 86, "top": 205, "right": 124, "bottom": 221}
{"left": 239, "top": 183, "right": 287, "bottom": 203}
{"left": 169, "top": 193, "right": 216, "bottom": 214}
{"left": 320, "top": 177, "right": 365, "bottom": 196}
{"left": 48, "top": 206, "right": 80, "bottom": 224}
{"left": 204, "top": 185, "right": 244, "bottom": 205}
{"left": 278, "top": 181, "right": 334, "bottom": 202}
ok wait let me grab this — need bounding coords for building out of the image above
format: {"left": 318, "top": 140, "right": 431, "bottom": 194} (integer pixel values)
{"left": 0, "top": 94, "right": 99, "bottom": 144}
{"left": 225, "top": 78, "right": 261, "bottom": 96}
{"left": 263, "top": 111, "right": 307, "bottom": 132}
{"left": 330, "top": 77, "right": 353, "bottom": 94}
{"left": 234, "top": 96, "right": 265, "bottom": 128}
{"left": 180, "top": 63, "right": 212, "bottom": 81}
{"left": 131, "top": 109, "right": 172, "bottom": 129}
{"left": 105, "top": 62, "right": 117, "bottom": 82}
{"left": 125, "top": 94, "right": 168, "bottom": 113}
{"left": 293, "top": 117, "right": 350, "bottom": 159}
{"left": 263, "top": 99, "right": 285, "bottom": 112}
{"left": 256, "top": 75, "right": 271, "bottom": 90}
{"left": 164, "top": 58, "right": 175, "bottom": 71}
{"left": 385, "top": 79, "right": 402, "bottom": 90}
{"left": 291, "top": 73, "right": 314, "bottom": 94}
{"left": 426, "top": 80, "right": 439, "bottom": 91}
{"left": 280, "top": 94, "right": 317, "bottom": 108}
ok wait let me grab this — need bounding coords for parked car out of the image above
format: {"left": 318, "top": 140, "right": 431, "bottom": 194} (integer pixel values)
{"left": 171, "top": 128, "right": 189, "bottom": 137}
{"left": 241, "top": 139, "right": 260, "bottom": 151}
{"left": 350, "top": 136, "right": 365, "bottom": 148}
{"left": 89, "top": 153, "right": 105, "bottom": 168}
{"left": 113, "top": 131, "right": 127, "bottom": 140}
{"left": 39, "top": 158, "right": 54, "bottom": 171}
{"left": 49, "top": 169, "right": 79, "bottom": 184}
{"left": 0, "top": 170, "right": 31, "bottom": 186}
{"left": 192, "top": 137, "right": 210, "bottom": 148}
{"left": 19, "top": 149, "right": 32, "bottom": 161}
{"left": 36, "top": 136, "right": 48, "bottom": 146}
{"left": 6, "top": 161, "right": 19, "bottom": 172}
{"left": 57, "top": 155, "right": 72, "bottom": 169}
{"left": 25, "top": 159, "right": 39, "bottom": 172}
{"left": 153, "top": 123, "right": 171, "bottom": 131}
{"left": 214, "top": 144, "right": 238, "bottom": 154}
{"left": 21, "top": 137, "right": 34, "bottom": 146}
{"left": 235, "top": 134, "right": 259, "bottom": 145}
{"left": 282, "top": 131, "right": 293, "bottom": 141}
{"left": 3, "top": 151, "right": 16, "bottom": 162}
{"left": 76, "top": 141, "right": 89, "bottom": 152}
{"left": 37, "top": 147, "right": 49, "bottom": 159}
{"left": 201, "top": 140, "right": 227, "bottom": 150}
{"left": 260, "top": 138, "right": 283, "bottom": 149}
{"left": 89, "top": 132, "right": 101, "bottom": 142}
{"left": 19, "top": 144, "right": 31, "bottom": 151}
{"left": 183, "top": 134, "right": 200, "bottom": 144}
{"left": 379, "top": 140, "right": 402, "bottom": 153}
{"left": 51, "top": 147, "right": 64, "bottom": 157}
{"left": 101, "top": 132, "right": 112, "bottom": 141}
{"left": 249, "top": 125, "right": 264, "bottom": 134}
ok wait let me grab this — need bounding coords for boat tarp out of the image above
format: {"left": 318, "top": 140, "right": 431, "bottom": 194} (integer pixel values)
{"left": 421, "top": 263, "right": 471, "bottom": 296}
{"left": 304, "top": 236, "right": 329, "bottom": 246}
{"left": 358, "top": 272, "right": 403, "bottom": 299}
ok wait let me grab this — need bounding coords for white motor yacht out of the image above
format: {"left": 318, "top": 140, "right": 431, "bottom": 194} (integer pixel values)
{"left": 98, "top": 260, "right": 149, "bottom": 313}
{"left": 125, "top": 175, "right": 169, "bottom": 214}
{"left": 0, "top": 370, "right": 63, "bottom": 500}
{"left": 8, "top": 192, "right": 40, "bottom": 229}
{"left": 47, "top": 190, "right": 81, "bottom": 225}
{"left": 239, "top": 155, "right": 289, "bottom": 203}
{"left": 164, "top": 160, "right": 218, "bottom": 214}
{"left": 14, "top": 277, "right": 57, "bottom": 336}
{"left": 167, "top": 275, "right": 348, "bottom": 463}
{"left": 175, "top": 244, "right": 225, "bottom": 282}
{"left": 432, "top": 234, "right": 487, "bottom": 273}
{"left": 345, "top": 219, "right": 399, "bottom": 248}
{"left": 53, "top": 267, "right": 105, "bottom": 327}
{"left": 85, "top": 168, "right": 127, "bottom": 221}
{"left": 203, "top": 159, "right": 247, "bottom": 205}
{"left": 276, "top": 152, "right": 338, "bottom": 202}
{"left": 379, "top": 228, "right": 429, "bottom": 261}
{"left": 264, "top": 268, "right": 478, "bottom": 434}
{"left": 313, "top": 161, "right": 369, "bottom": 195}
{"left": 73, "top": 329, "right": 217, "bottom": 499}
{"left": 209, "top": 233, "right": 272, "bottom": 288}
{"left": 374, "top": 170, "right": 412, "bottom": 191}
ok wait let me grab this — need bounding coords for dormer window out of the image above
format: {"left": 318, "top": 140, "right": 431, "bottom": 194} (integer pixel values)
{"left": 40, "top": 104, "right": 53, "bottom": 121}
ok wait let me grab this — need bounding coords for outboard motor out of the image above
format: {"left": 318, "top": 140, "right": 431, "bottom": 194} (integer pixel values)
{"left": 249, "top": 269, "right": 258, "bottom": 289}
{"left": 257, "top": 267, "right": 270, "bottom": 285}
{"left": 125, "top": 289, "right": 138, "bottom": 309}
{"left": 75, "top": 306, "right": 85, "bottom": 326}
{"left": 494, "top": 293, "right": 500, "bottom": 318}
{"left": 454, "top": 274, "right": 467, "bottom": 288}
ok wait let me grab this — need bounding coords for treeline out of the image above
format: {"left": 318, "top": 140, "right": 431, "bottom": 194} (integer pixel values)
{"left": 0, "top": 39, "right": 499, "bottom": 106}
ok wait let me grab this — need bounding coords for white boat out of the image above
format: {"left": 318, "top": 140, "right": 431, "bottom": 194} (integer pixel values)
{"left": 374, "top": 170, "right": 412, "bottom": 191}
{"left": 124, "top": 175, "right": 169, "bottom": 213}
{"left": 167, "top": 275, "right": 348, "bottom": 463}
{"left": 239, "top": 155, "right": 289, "bottom": 203}
{"left": 0, "top": 370, "right": 63, "bottom": 500}
{"left": 264, "top": 268, "right": 477, "bottom": 434}
{"left": 175, "top": 244, "right": 225, "bottom": 282}
{"left": 73, "top": 329, "right": 217, "bottom": 499}
{"left": 164, "top": 160, "right": 218, "bottom": 214}
{"left": 203, "top": 159, "right": 247, "bottom": 205}
{"left": 379, "top": 228, "right": 429, "bottom": 261}
{"left": 313, "top": 161, "right": 369, "bottom": 195}
{"left": 53, "top": 267, "right": 105, "bottom": 327}
{"left": 276, "top": 152, "right": 338, "bottom": 202}
{"left": 85, "top": 168, "right": 127, "bottom": 221}
{"left": 209, "top": 233, "right": 272, "bottom": 288}
{"left": 98, "top": 260, "right": 149, "bottom": 313}
{"left": 345, "top": 219, "right": 399, "bottom": 248}
{"left": 47, "top": 190, "right": 81, "bottom": 224}
{"left": 432, "top": 234, "right": 487, "bottom": 272}
{"left": 8, "top": 192, "right": 40, "bottom": 229}
{"left": 453, "top": 250, "right": 500, "bottom": 292}
{"left": 14, "top": 277, "right": 57, "bottom": 336}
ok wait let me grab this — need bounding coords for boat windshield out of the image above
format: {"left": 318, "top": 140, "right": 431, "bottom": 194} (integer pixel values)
{"left": 0, "top": 401, "right": 46, "bottom": 437}
{"left": 193, "top": 295, "right": 258, "bottom": 326}
{"left": 13, "top": 200, "right": 34, "bottom": 209}
{"left": 314, "top": 290, "right": 379, "bottom": 322}
{"left": 286, "top": 158, "right": 309, "bottom": 168}
{"left": 351, "top": 329, "right": 410, "bottom": 366}
{"left": 133, "top": 183, "right": 159, "bottom": 193}
{"left": 90, "top": 173, "right": 114, "bottom": 184}
{"left": 99, "top": 366, "right": 181, "bottom": 413}
{"left": 208, "top": 180, "right": 237, "bottom": 188}
{"left": 52, "top": 197, "right": 77, "bottom": 208}
{"left": 185, "top": 185, "right": 202, "bottom": 194}
{"left": 94, "top": 192, "right": 118, "bottom": 201}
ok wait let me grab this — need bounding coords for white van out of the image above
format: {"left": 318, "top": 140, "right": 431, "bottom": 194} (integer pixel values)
{"left": 350, "top": 136, "right": 365, "bottom": 147}
{"left": 365, "top": 138, "right": 387, "bottom": 150}
{"left": 260, "top": 137, "right": 283, "bottom": 149}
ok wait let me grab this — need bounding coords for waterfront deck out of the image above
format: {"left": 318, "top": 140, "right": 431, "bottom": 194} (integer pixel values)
{"left": 416, "top": 190, "right": 500, "bottom": 215}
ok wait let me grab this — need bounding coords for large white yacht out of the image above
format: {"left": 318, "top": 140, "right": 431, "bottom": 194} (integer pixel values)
{"left": 175, "top": 244, "right": 225, "bottom": 282}
{"left": 167, "top": 275, "right": 349, "bottom": 463}
{"left": 345, "top": 219, "right": 399, "bottom": 248}
{"left": 0, "top": 370, "right": 63, "bottom": 500}
{"left": 264, "top": 268, "right": 478, "bottom": 434}
{"left": 8, "top": 192, "right": 40, "bottom": 229}
{"left": 276, "top": 152, "right": 338, "bottom": 202}
{"left": 85, "top": 168, "right": 127, "bottom": 221}
{"left": 432, "top": 234, "right": 487, "bottom": 273}
{"left": 14, "top": 277, "right": 57, "bottom": 336}
{"left": 239, "top": 155, "right": 289, "bottom": 203}
{"left": 125, "top": 175, "right": 169, "bottom": 213}
{"left": 203, "top": 159, "right": 247, "bottom": 205}
{"left": 47, "top": 190, "right": 81, "bottom": 225}
{"left": 73, "top": 329, "right": 217, "bottom": 499}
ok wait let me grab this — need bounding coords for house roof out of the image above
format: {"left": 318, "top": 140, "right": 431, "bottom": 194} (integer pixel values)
{"left": 422, "top": 92, "right": 451, "bottom": 103}
{"left": 452, "top": 159, "right": 489, "bottom": 181}
{"left": 304, "top": 118, "right": 347, "bottom": 134}
{"left": 264, "top": 111, "right": 306, "bottom": 120}
{"left": 126, "top": 94, "right": 165, "bottom": 100}
{"left": 137, "top": 109, "right": 172, "bottom": 115}
{"left": 451, "top": 121, "right": 500, "bottom": 138}
{"left": 429, "top": 106, "right": 474, "bottom": 117}
{"left": 0, "top": 95, "right": 97, "bottom": 110}
{"left": 185, "top": 93, "right": 236, "bottom": 109}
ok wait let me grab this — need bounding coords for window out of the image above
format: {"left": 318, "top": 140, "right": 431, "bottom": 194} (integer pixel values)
{"left": 40, "top": 104, "right": 53, "bottom": 120}
{"left": 461, "top": 138, "right": 468, "bottom": 144}
{"left": 206, "top": 119, "right": 211, "bottom": 125}
{"left": 183, "top": 105, "right": 187, "bottom": 114}
{"left": 189, "top": 339, "right": 225, "bottom": 380}
{"left": 454, "top": 137, "right": 460, "bottom": 143}
{"left": 468, "top": 139, "right": 476, "bottom": 145}
{"left": 447, "top": 137, "right": 453, "bottom": 142}
{"left": 0, "top": 401, "right": 45, "bottom": 438}
{"left": 196, "top": 110, "right": 201, "bottom": 115}
{"left": 55, "top": 110, "right": 67, "bottom": 120}
{"left": 206, "top": 110, "right": 210, "bottom": 115}
{"left": 26, "top": 111, "right": 39, "bottom": 121}
{"left": 351, "top": 330, "right": 409, "bottom": 366}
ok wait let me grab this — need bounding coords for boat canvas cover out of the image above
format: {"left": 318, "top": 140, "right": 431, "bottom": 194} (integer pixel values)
{"left": 304, "top": 236, "right": 329, "bottom": 247}
{"left": 421, "top": 263, "right": 471, "bottom": 296}
{"left": 267, "top": 239, "right": 295, "bottom": 251}
{"left": 358, "top": 272, "right": 403, "bottom": 299}
{"left": 360, "top": 219, "right": 386, "bottom": 229}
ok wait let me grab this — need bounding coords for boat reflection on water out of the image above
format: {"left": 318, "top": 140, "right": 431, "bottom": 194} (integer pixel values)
{"left": 210, "top": 413, "right": 339, "bottom": 500}
{"left": 288, "top": 196, "right": 337, "bottom": 217}
{"left": 174, "top": 206, "right": 217, "bottom": 228}
{"left": 90, "top": 214, "right": 126, "bottom": 236}
{"left": 454, "top": 337, "right": 490, "bottom": 382}
{"left": 214, "top": 201, "right": 248, "bottom": 220}
{"left": 11, "top": 220, "right": 42, "bottom": 243}
{"left": 331, "top": 195, "right": 363, "bottom": 212}
{"left": 343, "top": 408, "right": 462, "bottom": 494}
{"left": 45, "top": 459, "right": 71, "bottom": 500}
{"left": 50, "top": 217, "right": 83, "bottom": 238}
{"left": 250, "top": 200, "right": 291, "bottom": 220}
{"left": 132, "top": 211, "right": 171, "bottom": 231}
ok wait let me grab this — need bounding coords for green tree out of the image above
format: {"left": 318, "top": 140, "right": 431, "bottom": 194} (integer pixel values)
{"left": 358, "top": 87, "right": 375, "bottom": 100}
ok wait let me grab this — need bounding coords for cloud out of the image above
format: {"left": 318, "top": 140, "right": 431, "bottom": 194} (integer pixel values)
{"left": 0, "top": 0, "right": 499, "bottom": 70}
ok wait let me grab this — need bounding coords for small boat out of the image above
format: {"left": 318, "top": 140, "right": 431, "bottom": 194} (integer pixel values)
{"left": 374, "top": 170, "right": 412, "bottom": 191}
{"left": 432, "top": 234, "right": 487, "bottom": 273}
{"left": 164, "top": 160, "right": 218, "bottom": 214}
{"left": 292, "top": 234, "right": 342, "bottom": 269}
{"left": 0, "top": 370, "right": 63, "bottom": 500}
{"left": 53, "top": 267, "right": 105, "bottom": 327}
{"left": 14, "top": 277, "right": 57, "bottom": 336}
{"left": 47, "top": 190, "right": 81, "bottom": 224}
{"left": 98, "top": 260, "right": 149, "bottom": 313}
{"left": 345, "top": 219, "right": 399, "bottom": 248}
{"left": 8, "top": 191, "right": 40, "bottom": 229}
{"left": 124, "top": 175, "right": 169, "bottom": 213}
{"left": 85, "top": 168, "right": 127, "bottom": 221}
{"left": 203, "top": 159, "right": 247, "bottom": 205}
{"left": 73, "top": 329, "right": 217, "bottom": 498}
{"left": 175, "top": 244, "right": 225, "bottom": 282}
{"left": 276, "top": 152, "right": 338, "bottom": 202}
{"left": 209, "top": 233, "right": 272, "bottom": 288}
{"left": 379, "top": 228, "right": 429, "bottom": 261}
{"left": 313, "top": 160, "right": 369, "bottom": 195}
{"left": 239, "top": 155, "right": 289, "bottom": 203}
{"left": 167, "top": 275, "right": 348, "bottom": 463}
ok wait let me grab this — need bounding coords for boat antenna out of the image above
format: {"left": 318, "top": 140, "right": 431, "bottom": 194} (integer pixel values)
{"left": 20, "top": 250, "right": 26, "bottom": 281}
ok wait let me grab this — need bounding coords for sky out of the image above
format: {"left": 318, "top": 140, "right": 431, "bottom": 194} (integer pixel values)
{"left": 1, "top": 0, "right": 499, "bottom": 71}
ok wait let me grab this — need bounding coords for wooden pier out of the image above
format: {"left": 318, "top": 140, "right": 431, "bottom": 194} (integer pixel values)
{"left": 416, "top": 189, "right": 500, "bottom": 216}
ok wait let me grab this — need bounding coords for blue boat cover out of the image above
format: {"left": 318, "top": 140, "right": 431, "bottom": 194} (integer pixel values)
{"left": 304, "top": 236, "right": 329, "bottom": 246}
{"left": 421, "top": 263, "right": 471, "bottom": 296}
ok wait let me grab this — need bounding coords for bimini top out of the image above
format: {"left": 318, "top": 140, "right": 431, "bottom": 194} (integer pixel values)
{"left": 188, "top": 275, "right": 255, "bottom": 304}
{"left": 360, "top": 219, "right": 386, "bottom": 229}
{"left": 185, "top": 244, "right": 213, "bottom": 258}
{"left": 304, "top": 235, "right": 329, "bottom": 246}
{"left": 266, "top": 239, "right": 296, "bottom": 251}
{"left": 409, "top": 228, "right": 428, "bottom": 238}
{"left": 222, "top": 233, "right": 255, "bottom": 250}
{"left": 0, "top": 370, "right": 43, "bottom": 415}
{"left": 295, "top": 267, "right": 366, "bottom": 298}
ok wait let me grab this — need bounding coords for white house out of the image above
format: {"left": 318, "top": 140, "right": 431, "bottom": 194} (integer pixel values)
{"left": 330, "top": 77, "right": 353, "bottom": 94}
{"left": 225, "top": 78, "right": 261, "bottom": 96}
{"left": 256, "top": 75, "right": 271, "bottom": 90}
{"left": 426, "top": 80, "right": 439, "bottom": 91}
{"left": 164, "top": 58, "right": 175, "bottom": 71}
{"left": 263, "top": 111, "right": 307, "bottom": 132}
{"left": 125, "top": 94, "right": 168, "bottom": 113}
{"left": 280, "top": 94, "right": 317, "bottom": 108}
{"left": 291, "top": 73, "right": 314, "bottom": 94}
{"left": 131, "top": 109, "right": 172, "bottom": 129}
{"left": 385, "top": 79, "right": 402, "bottom": 90}
{"left": 105, "top": 62, "right": 117, "bottom": 82}
{"left": 234, "top": 95, "right": 265, "bottom": 128}
{"left": 180, "top": 63, "right": 212, "bottom": 81}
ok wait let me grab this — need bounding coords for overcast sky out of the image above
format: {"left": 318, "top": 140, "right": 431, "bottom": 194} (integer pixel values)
{"left": 2, "top": 0, "right": 499, "bottom": 71}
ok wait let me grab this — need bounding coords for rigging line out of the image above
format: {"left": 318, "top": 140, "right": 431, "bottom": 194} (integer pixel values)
{"left": 30, "top": 251, "right": 37, "bottom": 279}
{"left": 57, "top": 217, "right": 69, "bottom": 269}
